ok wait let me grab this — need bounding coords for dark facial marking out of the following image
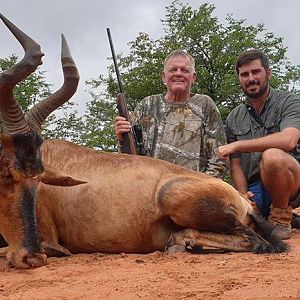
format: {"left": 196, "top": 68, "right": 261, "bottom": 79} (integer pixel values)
{"left": 12, "top": 131, "right": 44, "bottom": 176}
{"left": 20, "top": 184, "right": 41, "bottom": 254}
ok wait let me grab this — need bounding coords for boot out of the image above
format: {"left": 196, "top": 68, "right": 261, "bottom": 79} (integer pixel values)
{"left": 291, "top": 212, "right": 300, "bottom": 229}
{"left": 268, "top": 206, "right": 293, "bottom": 240}
{"left": 290, "top": 191, "right": 300, "bottom": 209}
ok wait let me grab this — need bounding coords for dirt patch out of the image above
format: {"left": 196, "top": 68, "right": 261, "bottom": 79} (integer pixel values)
{"left": 0, "top": 230, "right": 300, "bottom": 300}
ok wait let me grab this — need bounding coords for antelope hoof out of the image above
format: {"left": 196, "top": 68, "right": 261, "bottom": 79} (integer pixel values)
{"left": 165, "top": 244, "right": 187, "bottom": 254}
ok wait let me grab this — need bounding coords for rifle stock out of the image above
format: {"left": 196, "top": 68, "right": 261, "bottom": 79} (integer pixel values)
{"left": 117, "top": 93, "right": 137, "bottom": 155}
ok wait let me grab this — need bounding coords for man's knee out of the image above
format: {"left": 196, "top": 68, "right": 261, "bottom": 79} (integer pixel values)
{"left": 260, "top": 148, "right": 287, "bottom": 173}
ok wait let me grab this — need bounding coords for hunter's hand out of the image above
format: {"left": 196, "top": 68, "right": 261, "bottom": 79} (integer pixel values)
{"left": 114, "top": 116, "right": 131, "bottom": 141}
{"left": 217, "top": 143, "right": 237, "bottom": 160}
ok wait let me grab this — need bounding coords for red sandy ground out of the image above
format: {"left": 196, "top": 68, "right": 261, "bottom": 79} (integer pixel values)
{"left": 0, "top": 230, "right": 299, "bottom": 300}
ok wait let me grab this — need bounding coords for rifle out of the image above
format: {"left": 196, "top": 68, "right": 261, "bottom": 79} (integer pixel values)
{"left": 106, "top": 28, "right": 146, "bottom": 155}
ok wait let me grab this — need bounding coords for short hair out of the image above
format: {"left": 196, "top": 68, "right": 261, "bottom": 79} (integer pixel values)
{"left": 163, "top": 50, "right": 195, "bottom": 71}
{"left": 235, "top": 49, "right": 270, "bottom": 74}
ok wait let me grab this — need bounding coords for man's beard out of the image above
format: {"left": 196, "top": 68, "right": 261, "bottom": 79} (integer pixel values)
{"left": 242, "top": 77, "right": 269, "bottom": 99}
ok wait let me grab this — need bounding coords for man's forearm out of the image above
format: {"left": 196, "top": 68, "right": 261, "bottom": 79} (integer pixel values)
{"left": 230, "top": 159, "right": 248, "bottom": 193}
{"left": 232, "top": 128, "right": 300, "bottom": 153}
{"left": 231, "top": 171, "right": 248, "bottom": 193}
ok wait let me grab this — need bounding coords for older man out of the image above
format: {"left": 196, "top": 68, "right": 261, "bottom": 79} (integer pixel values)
{"left": 218, "top": 49, "right": 300, "bottom": 239}
{"left": 115, "top": 50, "right": 227, "bottom": 178}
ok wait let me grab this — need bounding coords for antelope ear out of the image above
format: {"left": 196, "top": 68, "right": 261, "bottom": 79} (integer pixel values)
{"left": 41, "top": 167, "right": 86, "bottom": 186}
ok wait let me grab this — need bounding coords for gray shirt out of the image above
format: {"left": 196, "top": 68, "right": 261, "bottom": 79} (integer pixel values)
{"left": 225, "top": 88, "right": 300, "bottom": 183}
{"left": 131, "top": 93, "right": 228, "bottom": 178}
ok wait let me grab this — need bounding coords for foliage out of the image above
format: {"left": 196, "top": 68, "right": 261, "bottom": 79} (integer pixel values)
{"left": 77, "top": 77, "right": 117, "bottom": 151}
{"left": 43, "top": 77, "right": 117, "bottom": 151}
{"left": 42, "top": 105, "right": 82, "bottom": 142}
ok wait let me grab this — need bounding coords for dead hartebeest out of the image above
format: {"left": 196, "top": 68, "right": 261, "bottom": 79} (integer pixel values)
{"left": 0, "top": 15, "right": 288, "bottom": 269}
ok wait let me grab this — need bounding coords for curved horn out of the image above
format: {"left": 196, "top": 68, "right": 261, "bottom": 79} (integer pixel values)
{"left": 0, "top": 14, "right": 44, "bottom": 134}
{"left": 26, "top": 34, "right": 80, "bottom": 132}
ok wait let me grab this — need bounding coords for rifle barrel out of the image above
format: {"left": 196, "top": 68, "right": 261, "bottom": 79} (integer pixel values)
{"left": 106, "top": 28, "right": 124, "bottom": 94}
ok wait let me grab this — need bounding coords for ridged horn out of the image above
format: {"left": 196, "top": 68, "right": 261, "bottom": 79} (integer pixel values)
{"left": 0, "top": 14, "right": 44, "bottom": 134}
{"left": 26, "top": 34, "right": 80, "bottom": 132}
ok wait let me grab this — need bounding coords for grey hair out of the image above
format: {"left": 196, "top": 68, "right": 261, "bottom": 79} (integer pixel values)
{"left": 163, "top": 50, "right": 195, "bottom": 71}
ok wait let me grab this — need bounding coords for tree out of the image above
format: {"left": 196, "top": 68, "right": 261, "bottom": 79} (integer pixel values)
{"left": 42, "top": 105, "right": 83, "bottom": 142}
{"left": 44, "top": 76, "right": 117, "bottom": 151}
{"left": 79, "top": 77, "right": 118, "bottom": 151}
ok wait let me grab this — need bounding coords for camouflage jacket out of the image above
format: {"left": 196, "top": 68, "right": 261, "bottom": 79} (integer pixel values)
{"left": 131, "top": 94, "right": 228, "bottom": 178}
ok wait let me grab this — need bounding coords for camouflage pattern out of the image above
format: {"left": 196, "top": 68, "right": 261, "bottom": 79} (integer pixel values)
{"left": 131, "top": 94, "right": 228, "bottom": 178}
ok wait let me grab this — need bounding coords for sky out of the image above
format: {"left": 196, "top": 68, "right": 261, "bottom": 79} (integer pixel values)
{"left": 1, "top": 0, "right": 300, "bottom": 113}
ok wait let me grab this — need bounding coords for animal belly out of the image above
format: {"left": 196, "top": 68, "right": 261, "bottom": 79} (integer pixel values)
{"left": 38, "top": 181, "right": 172, "bottom": 254}
{"left": 53, "top": 210, "right": 179, "bottom": 254}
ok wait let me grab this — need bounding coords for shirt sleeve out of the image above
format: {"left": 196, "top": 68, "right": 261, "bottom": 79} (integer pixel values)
{"left": 280, "top": 94, "right": 300, "bottom": 131}
{"left": 224, "top": 117, "right": 241, "bottom": 159}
